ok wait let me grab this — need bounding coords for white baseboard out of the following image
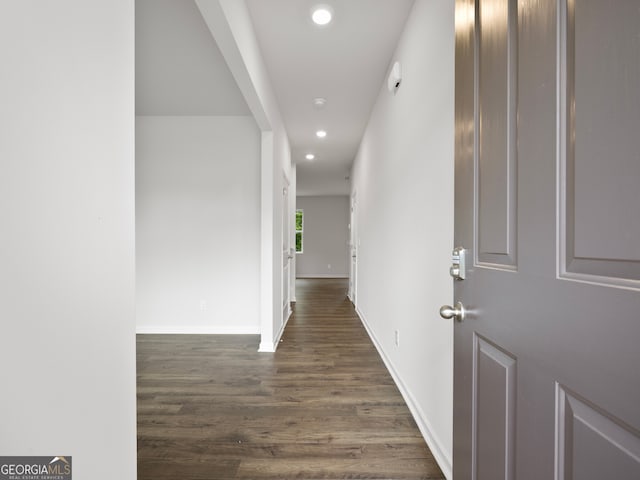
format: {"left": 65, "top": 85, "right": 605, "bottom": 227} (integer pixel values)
{"left": 296, "top": 274, "right": 349, "bottom": 279}
{"left": 258, "top": 341, "right": 276, "bottom": 353}
{"left": 136, "top": 325, "right": 260, "bottom": 335}
{"left": 356, "top": 307, "right": 453, "bottom": 480}
{"left": 258, "top": 305, "right": 293, "bottom": 353}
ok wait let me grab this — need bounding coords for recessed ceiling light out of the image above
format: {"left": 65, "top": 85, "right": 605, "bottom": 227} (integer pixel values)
{"left": 316, "top": 130, "right": 327, "bottom": 139}
{"left": 305, "top": 154, "right": 315, "bottom": 160}
{"left": 313, "top": 97, "right": 327, "bottom": 108}
{"left": 312, "top": 5, "right": 333, "bottom": 26}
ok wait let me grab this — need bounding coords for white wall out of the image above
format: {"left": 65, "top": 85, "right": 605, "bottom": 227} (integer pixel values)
{"left": 196, "top": 0, "right": 293, "bottom": 352}
{"left": 350, "top": 0, "right": 455, "bottom": 477}
{"left": 296, "top": 196, "right": 350, "bottom": 278}
{"left": 0, "top": 2, "right": 136, "bottom": 478}
{"left": 136, "top": 116, "right": 261, "bottom": 333}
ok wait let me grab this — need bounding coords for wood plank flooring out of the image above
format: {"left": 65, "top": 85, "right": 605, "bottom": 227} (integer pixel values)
{"left": 137, "top": 278, "right": 445, "bottom": 479}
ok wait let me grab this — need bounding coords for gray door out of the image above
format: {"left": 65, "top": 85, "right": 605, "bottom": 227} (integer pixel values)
{"left": 452, "top": 0, "right": 640, "bottom": 478}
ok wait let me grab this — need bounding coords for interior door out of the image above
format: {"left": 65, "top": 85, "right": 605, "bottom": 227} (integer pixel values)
{"left": 452, "top": 0, "right": 640, "bottom": 479}
{"left": 349, "top": 193, "right": 357, "bottom": 304}
{"left": 282, "top": 178, "right": 291, "bottom": 322}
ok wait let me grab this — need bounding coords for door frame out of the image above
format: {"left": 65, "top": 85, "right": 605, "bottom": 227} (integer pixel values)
{"left": 348, "top": 192, "right": 358, "bottom": 305}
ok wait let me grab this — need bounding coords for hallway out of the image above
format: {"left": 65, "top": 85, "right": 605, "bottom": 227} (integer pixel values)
{"left": 137, "top": 278, "right": 444, "bottom": 479}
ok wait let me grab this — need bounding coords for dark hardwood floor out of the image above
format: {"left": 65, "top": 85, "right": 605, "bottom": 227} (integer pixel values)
{"left": 137, "top": 278, "right": 445, "bottom": 479}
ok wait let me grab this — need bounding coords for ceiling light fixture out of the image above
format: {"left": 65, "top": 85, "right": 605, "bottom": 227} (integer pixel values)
{"left": 311, "top": 5, "right": 333, "bottom": 26}
{"left": 316, "top": 130, "right": 327, "bottom": 139}
{"left": 313, "top": 97, "right": 327, "bottom": 108}
{"left": 306, "top": 154, "right": 315, "bottom": 161}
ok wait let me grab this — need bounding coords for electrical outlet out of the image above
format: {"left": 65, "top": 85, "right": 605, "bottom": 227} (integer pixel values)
{"left": 394, "top": 330, "right": 400, "bottom": 347}
{"left": 328, "top": 264, "right": 332, "bottom": 269}
{"left": 200, "top": 300, "right": 207, "bottom": 312}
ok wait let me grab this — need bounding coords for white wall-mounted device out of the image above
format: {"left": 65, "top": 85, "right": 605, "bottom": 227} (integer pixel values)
{"left": 387, "top": 61, "right": 402, "bottom": 94}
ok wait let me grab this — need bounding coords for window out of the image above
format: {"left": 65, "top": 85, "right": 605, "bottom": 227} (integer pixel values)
{"left": 295, "top": 209, "right": 303, "bottom": 253}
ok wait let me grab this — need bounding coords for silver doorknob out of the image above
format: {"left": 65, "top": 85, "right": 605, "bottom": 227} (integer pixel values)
{"left": 439, "top": 302, "right": 465, "bottom": 322}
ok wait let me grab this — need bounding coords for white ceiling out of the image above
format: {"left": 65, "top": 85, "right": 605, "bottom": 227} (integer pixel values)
{"left": 137, "top": 0, "right": 415, "bottom": 195}
{"left": 136, "top": 0, "right": 250, "bottom": 116}
{"left": 246, "top": 0, "right": 415, "bottom": 195}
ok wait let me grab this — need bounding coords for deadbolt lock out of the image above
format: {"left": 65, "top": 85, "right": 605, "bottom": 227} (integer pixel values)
{"left": 450, "top": 247, "right": 466, "bottom": 280}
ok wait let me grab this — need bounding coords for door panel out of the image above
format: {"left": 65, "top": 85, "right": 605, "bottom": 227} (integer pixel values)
{"left": 453, "top": 0, "right": 640, "bottom": 478}
{"left": 477, "top": 0, "right": 518, "bottom": 268}
{"left": 556, "top": 385, "right": 640, "bottom": 480}
{"left": 473, "top": 334, "right": 516, "bottom": 480}
{"left": 560, "top": 0, "right": 640, "bottom": 283}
